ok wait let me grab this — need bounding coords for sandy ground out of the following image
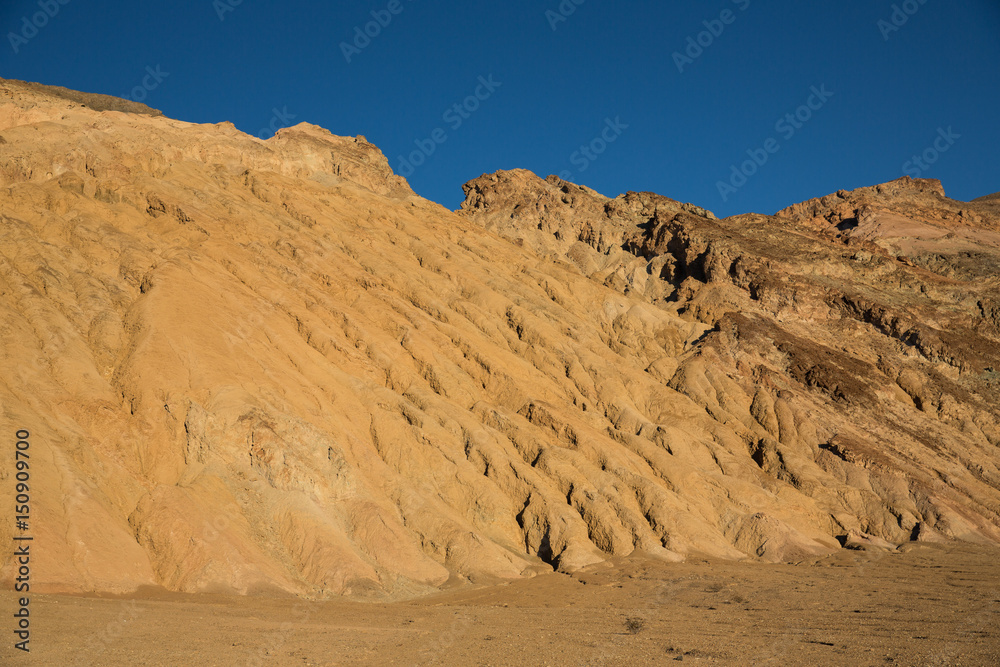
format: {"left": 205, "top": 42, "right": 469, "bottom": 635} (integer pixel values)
{"left": 2, "top": 542, "right": 998, "bottom": 666}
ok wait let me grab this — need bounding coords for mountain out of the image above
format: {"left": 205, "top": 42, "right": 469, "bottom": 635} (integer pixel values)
{"left": 1, "top": 78, "right": 998, "bottom": 599}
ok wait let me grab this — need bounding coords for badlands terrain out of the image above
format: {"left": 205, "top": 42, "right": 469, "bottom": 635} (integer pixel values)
{"left": 0, "top": 78, "right": 998, "bottom": 664}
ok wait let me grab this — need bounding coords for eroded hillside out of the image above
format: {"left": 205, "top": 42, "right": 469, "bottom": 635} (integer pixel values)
{"left": 0, "top": 78, "right": 997, "bottom": 599}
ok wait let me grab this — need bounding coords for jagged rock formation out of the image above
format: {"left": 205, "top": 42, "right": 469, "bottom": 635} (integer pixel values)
{"left": 0, "top": 78, "right": 998, "bottom": 599}
{"left": 459, "top": 170, "right": 1000, "bottom": 550}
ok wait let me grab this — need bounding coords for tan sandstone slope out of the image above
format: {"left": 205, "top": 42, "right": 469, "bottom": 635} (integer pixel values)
{"left": 0, "top": 78, "right": 997, "bottom": 599}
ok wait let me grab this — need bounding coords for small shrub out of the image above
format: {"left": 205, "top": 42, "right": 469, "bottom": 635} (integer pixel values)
{"left": 624, "top": 617, "right": 646, "bottom": 634}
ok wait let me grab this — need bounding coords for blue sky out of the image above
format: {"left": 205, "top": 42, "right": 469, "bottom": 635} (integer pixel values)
{"left": 1, "top": 0, "right": 998, "bottom": 217}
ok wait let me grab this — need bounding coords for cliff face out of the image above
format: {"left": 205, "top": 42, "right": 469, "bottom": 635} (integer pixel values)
{"left": 0, "top": 78, "right": 997, "bottom": 599}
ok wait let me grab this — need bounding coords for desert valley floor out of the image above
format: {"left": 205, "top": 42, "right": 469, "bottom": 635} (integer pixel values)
{"left": 4, "top": 542, "right": 999, "bottom": 666}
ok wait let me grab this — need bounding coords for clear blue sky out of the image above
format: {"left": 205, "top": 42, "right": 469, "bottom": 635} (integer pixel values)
{"left": 1, "top": 0, "right": 998, "bottom": 216}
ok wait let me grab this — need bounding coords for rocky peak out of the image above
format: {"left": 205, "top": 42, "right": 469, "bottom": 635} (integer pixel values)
{"left": 0, "top": 79, "right": 412, "bottom": 201}
{"left": 771, "top": 177, "right": 1000, "bottom": 281}
{"left": 458, "top": 169, "right": 716, "bottom": 300}
{"left": 268, "top": 123, "right": 413, "bottom": 198}
{"left": 775, "top": 176, "right": 949, "bottom": 227}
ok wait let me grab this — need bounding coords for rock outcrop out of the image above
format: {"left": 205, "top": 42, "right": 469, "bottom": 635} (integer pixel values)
{"left": 0, "top": 77, "right": 997, "bottom": 599}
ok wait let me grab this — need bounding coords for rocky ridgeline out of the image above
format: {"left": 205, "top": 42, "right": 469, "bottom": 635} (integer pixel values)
{"left": 0, "top": 77, "right": 997, "bottom": 599}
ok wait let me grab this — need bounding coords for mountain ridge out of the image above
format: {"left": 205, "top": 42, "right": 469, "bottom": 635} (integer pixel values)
{"left": 1, "top": 77, "right": 998, "bottom": 600}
